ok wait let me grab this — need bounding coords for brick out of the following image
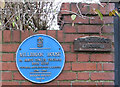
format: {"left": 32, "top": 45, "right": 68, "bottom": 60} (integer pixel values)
{"left": 56, "top": 72, "right": 76, "bottom": 80}
{"left": 60, "top": 3, "right": 70, "bottom": 14}
{"left": 90, "top": 54, "right": 114, "bottom": 62}
{"left": 97, "top": 82, "right": 103, "bottom": 85}
{"left": 29, "top": 30, "right": 38, "bottom": 36}
{"left": 80, "top": 3, "right": 89, "bottom": 14}
{"left": 0, "top": 44, "right": 1, "bottom": 52}
{"left": 102, "top": 25, "right": 114, "bottom": 33}
{"left": 21, "top": 30, "right": 29, "bottom": 42}
{"left": 91, "top": 72, "right": 114, "bottom": 80}
{"left": 61, "top": 44, "right": 70, "bottom": 52}
{"left": 63, "top": 63, "right": 71, "bottom": 71}
{"left": 38, "top": 30, "right": 46, "bottom": 34}
{"left": 12, "top": 30, "right": 20, "bottom": 42}
{"left": 105, "top": 35, "right": 114, "bottom": 42}
{"left": 21, "top": 82, "right": 33, "bottom": 85}
{"left": 63, "top": 15, "right": 89, "bottom": 24}
{"left": 2, "top": 82, "right": 19, "bottom": 85}
{"left": 78, "top": 54, "right": 89, "bottom": 62}
{"left": 103, "top": 17, "right": 114, "bottom": 24}
{"left": 78, "top": 25, "right": 101, "bottom": 33}
{"left": 99, "top": 3, "right": 107, "bottom": 14}
{"left": 2, "top": 72, "right": 12, "bottom": 80}
{"left": 107, "top": 3, "right": 115, "bottom": 14}
{"left": 97, "top": 63, "right": 102, "bottom": 71}
{"left": 2, "top": 62, "right": 17, "bottom": 71}
{"left": 43, "top": 82, "right": 58, "bottom": 85}
{"left": 72, "top": 63, "right": 96, "bottom": 71}
{"left": 0, "top": 31, "right": 2, "bottom": 43}
{"left": 103, "top": 82, "right": 114, "bottom": 85}
{"left": 13, "top": 72, "right": 25, "bottom": 80}
{"left": 90, "top": 16, "right": 103, "bottom": 24}
{"left": 103, "top": 63, "right": 114, "bottom": 71}
{"left": 71, "top": 3, "right": 78, "bottom": 13}
{"left": 2, "top": 53, "right": 14, "bottom": 61}
{"left": 75, "top": 16, "right": 89, "bottom": 24}
{"left": 89, "top": 4, "right": 99, "bottom": 14}
{"left": 65, "top": 34, "right": 83, "bottom": 42}
{"left": 57, "top": 30, "right": 64, "bottom": 42}
{"left": 59, "top": 82, "right": 71, "bottom": 85}
{"left": 72, "top": 82, "right": 97, "bottom": 85}
{"left": 2, "top": 44, "right": 19, "bottom": 52}
{"left": 78, "top": 72, "right": 89, "bottom": 80}
{"left": 63, "top": 15, "right": 72, "bottom": 23}
{"left": 3, "top": 30, "right": 11, "bottom": 42}
{"left": 47, "top": 30, "right": 56, "bottom": 39}
{"left": 63, "top": 25, "right": 77, "bottom": 33}
{"left": 65, "top": 53, "right": 76, "bottom": 62}
{"left": 34, "top": 81, "right": 58, "bottom": 86}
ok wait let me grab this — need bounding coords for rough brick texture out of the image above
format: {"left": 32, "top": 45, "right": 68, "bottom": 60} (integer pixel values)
{"left": 1, "top": 3, "right": 114, "bottom": 86}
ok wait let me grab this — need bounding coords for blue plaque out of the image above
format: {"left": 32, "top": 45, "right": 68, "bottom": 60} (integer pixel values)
{"left": 16, "top": 34, "right": 65, "bottom": 83}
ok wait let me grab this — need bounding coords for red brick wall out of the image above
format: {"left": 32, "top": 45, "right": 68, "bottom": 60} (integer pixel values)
{"left": 1, "top": 3, "right": 114, "bottom": 86}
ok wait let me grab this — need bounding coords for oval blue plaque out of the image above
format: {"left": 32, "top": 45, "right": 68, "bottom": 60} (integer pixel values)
{"left": 16, "top": 34, "right": 65, "bottom": 83}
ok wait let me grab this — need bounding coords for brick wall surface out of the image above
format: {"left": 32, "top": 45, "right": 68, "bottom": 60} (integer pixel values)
{"left": 0, "top": 3, "right": 114, "bottom": 86}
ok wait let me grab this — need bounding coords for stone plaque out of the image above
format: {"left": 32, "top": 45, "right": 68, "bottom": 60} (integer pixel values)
{"left": 74, "top": 36, "right": 112, "bottom": 52}
{"left": 16, "top": 34, "right": 65, "bottom": 83}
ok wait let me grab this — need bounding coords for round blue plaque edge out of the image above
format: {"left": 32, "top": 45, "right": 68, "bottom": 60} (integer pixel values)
{"left": 16, "top": 34, "right": 65, "bottom": 83}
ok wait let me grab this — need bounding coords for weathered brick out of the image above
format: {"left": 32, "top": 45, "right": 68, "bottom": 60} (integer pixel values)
{"left": 89, "top": 4, "right": 99, "bottom": 14}
{"left": 3, "top": 30, "right": 11, "bottom": 42}
{"left": 78, "top": 54, "right": 89, "bottom": 62}
{"left": 90, "top": 54, "right": 114, "bottom": 62}
{"left": 72, "top": 63, "right": 96, "bottom": 71}
{"left": 74, "top": 16, "right": 89, "bottom": 24}
{"left": 13, "top": 72, "right": 26, "bottom": 80}
{"left": 107, "top": 3, "right": 115, "bottom": 13}
{"left": 60, "top": 3, "right": 70, "bottom": 14}
{"left": 99, "top": 3, "right": 107, "bottom": 14}
{"left": 56, "top": 72, "right": 76, "bottom": 80}
{"left": 103, "top": 82, "right": 114, "bottom": 85}
{"left": 91, "top": 72, "right": 114, "bottom": 80}
{"left": 103, "top": 63, "right": 114, "bottom": 71}
{"left": 2, "top": 72, "right": 12, "bottom": 80}
{"left": 57, "top": 30, "right": 64, "bottom": 42}
{"left": 72, "top": 82, "right": 97, "bottom": 85}
{"left": 77, "top": 25, "right": 101, "bottom": 33}
{"left": 0, "top": 31, "right": 2, "bottom": 43}
{"left": 2, "top": 44, "right": 19, "bottom": 52}
{"left": 38, "top": 30, "right": 47, "bottom": 34}
{"left": 2, "top": 82, "right": 19, "bottom": 85}
{"left": 12, "top": 30, "right": 20, "bottom": 42}
{"left": 103, "top": 17, "right": 114, "bottom": 24}
{"left": 63, "top": 15, "right": 89, "bottom": 24}
{"left": 59, "top": 82, "right": 71, "bottom": 85}
{"left": 97, "top": 63, "right": 102, "bottom": 71}
{"left": 65, "top": 53, "right": 76, "bottom": 62}
{"left": 102, "top": 25, "right": 114, "bottom": 33}
{"left": 80, "top": 3, "right": 89, "bottom": 14}
{"left": 63, "top": 63, "right": 71, "bottom": 71}
{"left": 63, "top": 25, "right": 77, "bottom": 33}
{"left": 65, "top": 34, "right": 83, "bottom": 42}
{"left": 21, "top": 82, "right": 33, "bottom": 85}
{"left": 47, "top": 30, "right": 56, "bottom": 39}
{"left": 2, "top": 53, "right": 14, "bottom": 61}
{"left": 90, "top": 16, "right": 103, "bottom": 24}
{"left": 21, "top": 30, "right": 29, "bottom": 42}
{"left": 2, "top": 62, "right": 17, "bottom": 71}
{"left": 78, "top": 72, "right": 89, "bottom": 80}
{"left": 61, "top": 44, "right": 70, "bottom": 52}
{"left": 71, "top": 3, "right": 78, "bottom": 13}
